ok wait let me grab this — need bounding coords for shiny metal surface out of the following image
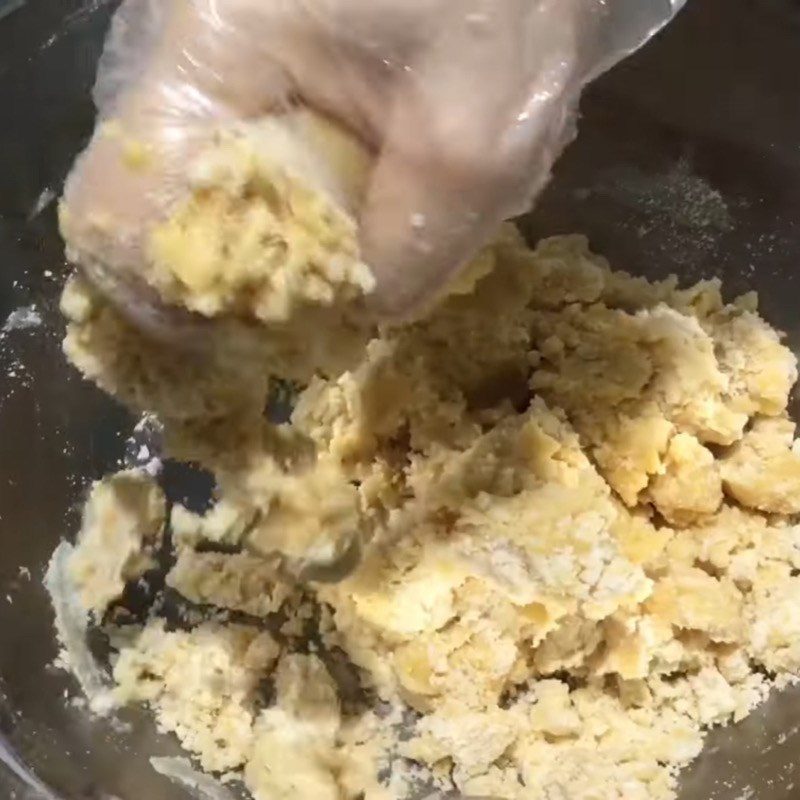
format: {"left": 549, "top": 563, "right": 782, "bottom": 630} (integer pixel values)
{"left": 1, "top": 1, "right": 800, "bottom": 798}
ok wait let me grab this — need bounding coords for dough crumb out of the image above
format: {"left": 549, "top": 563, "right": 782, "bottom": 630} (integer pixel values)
{"left": 69, "top": 469, "right": 165, "bottom": 616}
{"left": 113, "top": 621, "right": 280, "bottom": 772}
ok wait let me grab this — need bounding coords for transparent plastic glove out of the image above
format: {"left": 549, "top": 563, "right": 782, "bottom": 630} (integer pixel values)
{"left": 62, "top": 0, "right": 686, "bottom": 326}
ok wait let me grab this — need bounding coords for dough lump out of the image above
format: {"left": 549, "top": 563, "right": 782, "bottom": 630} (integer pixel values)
{"left": 51, "top": 203, "right": 800, "bottom": 797}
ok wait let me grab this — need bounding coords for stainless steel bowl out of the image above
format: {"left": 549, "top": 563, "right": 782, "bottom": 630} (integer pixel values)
{"left": 1, "top": 1, "right": 800, "bottom": 798}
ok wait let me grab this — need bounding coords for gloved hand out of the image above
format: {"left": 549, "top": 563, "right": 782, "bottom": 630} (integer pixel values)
{"left": 62, "top": 0, "right": 685, "bottom": 325}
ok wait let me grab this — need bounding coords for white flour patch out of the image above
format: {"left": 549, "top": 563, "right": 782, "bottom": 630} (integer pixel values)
{"left": 27, "top": 187, "right": 56, "bottom": 220}
{"left": 2, "top": 305, "right": 42, "bottom": 334}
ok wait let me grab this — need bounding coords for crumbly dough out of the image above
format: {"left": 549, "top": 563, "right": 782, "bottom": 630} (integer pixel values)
{"left": 51, "top": 214, "right": 800, "bottom": 799}
{"left": 59, "top": 112, "right": 375, "bottom": 389}
{"left": 166, "top": 549, "right": 290, "bottom": 618}
{"left": 720, "top": 416, "right": 800, "bottom": 514}
{"left": 112, "top": 620, "right": 281, "bottom": 773}
{"left": 243, "top": 653, "right": 342, "bottom": 800}
{"left": 147, "top": 117, "right": 374, "bottom": 323}
{"left": 68, "top": 468, "right": 165, "bottom": 616}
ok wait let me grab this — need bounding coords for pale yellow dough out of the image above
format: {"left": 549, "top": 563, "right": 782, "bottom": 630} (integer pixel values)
{"left": 59, "top": 112, "right": 376, "bottom": 390}
{"left": 147, "top": 119, "right": 374, "bottom": 324}
{"left": 68, "top": 469, "right": 165, "bottom": 616}
{"left": 53, "top": 199, "right": 800, "bottom": 797}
